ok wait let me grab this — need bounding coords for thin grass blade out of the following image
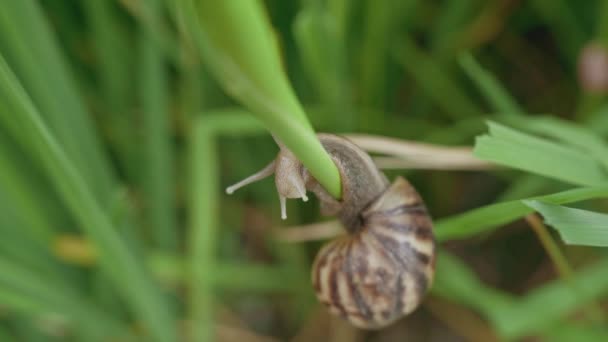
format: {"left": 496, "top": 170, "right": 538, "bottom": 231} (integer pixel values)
{"left": 0, "top": 54, "right": 176, "bottom": 342}
{"left": 188, "top": 118, "right": 218, "bottom": 341}
{"left": 436, "top": 186, "right": 608, "bottom": 241}
{"left": 140, "top": 0, "right": 177, "bottom": 251}
{"left": 458, "top": 52, "right": 525, "bottom": 116}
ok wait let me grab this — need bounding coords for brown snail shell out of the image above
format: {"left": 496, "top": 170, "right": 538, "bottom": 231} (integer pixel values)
{"left": 226, "top": 133, "right": 436, "bottom": 329}
{"left": 312, "top": 177, "right": 435, "bottom": 329}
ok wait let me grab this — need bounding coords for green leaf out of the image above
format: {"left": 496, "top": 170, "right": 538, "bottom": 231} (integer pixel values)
{"left": 524, "top": 200, "right": 608, "bottom": 246}
{"left": 474, "top": 122, "right": 607, "bottom": 186}
{"left": 436, "top": 185, "right": 608, "bottom": 241}
{"left": 513, "top": 116, "right": 608, "bottom": 170}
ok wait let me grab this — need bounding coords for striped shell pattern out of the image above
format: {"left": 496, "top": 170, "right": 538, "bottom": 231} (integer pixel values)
{"left": 312, "top": 177, "right": 436, "bottom": 329}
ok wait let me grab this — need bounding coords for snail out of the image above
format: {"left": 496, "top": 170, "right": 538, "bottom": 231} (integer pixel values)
{"left": 226, "top": 134, "right": 436, "bottom": 329}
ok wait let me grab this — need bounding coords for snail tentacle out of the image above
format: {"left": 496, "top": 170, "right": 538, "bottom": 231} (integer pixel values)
{"left": 225, "top": 160, "right": 276, "bottom": 195}
{"left": 225, "top": 146, "right": 309, "bottom": 219}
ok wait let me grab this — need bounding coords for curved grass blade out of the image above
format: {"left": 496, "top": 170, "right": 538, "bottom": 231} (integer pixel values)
{"left": 436, "top": 185, "right": 608, "bottom": 241}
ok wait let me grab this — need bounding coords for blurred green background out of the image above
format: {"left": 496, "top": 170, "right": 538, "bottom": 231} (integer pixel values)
{"left": 1, "top": 0, "right": 608, "bottom": 341}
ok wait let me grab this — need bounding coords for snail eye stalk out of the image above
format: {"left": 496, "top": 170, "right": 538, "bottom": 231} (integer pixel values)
{"left": 225, "top": 160, "right": 276, "bottom": 195}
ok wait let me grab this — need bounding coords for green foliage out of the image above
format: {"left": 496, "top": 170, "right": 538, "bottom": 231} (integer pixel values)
{"left": 180, "top": 0, "right": 341, "bottom": 198}
{"left": 475, "top": 122, "right": 607, "bottom": 186}
{"left": 492, "top": 256, "right": 608, "bottom": 339}
{"left": 140, "top": 0, "right": 177, "bottom": 251}
{"left": 525, "top": 201, "right": 608, "bottom": 247}
{"left": 1, "top": 0, "right": 608, "bottom": 341}
{"left": 0, "top": 53, "right": 175, "bottom": 341}
{"left": 436, "top": 185, "right": 608, "bottom": 241}
{"left": 459, "top": 52, "right": 525, "bottom": 117}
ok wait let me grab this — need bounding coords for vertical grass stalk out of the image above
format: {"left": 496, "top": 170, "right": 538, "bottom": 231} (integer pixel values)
{"left": 140, "top": 0, "right": 177, "bottom": 251}
{"left": 188, "top": 119, "right": 219, "bottom": 341}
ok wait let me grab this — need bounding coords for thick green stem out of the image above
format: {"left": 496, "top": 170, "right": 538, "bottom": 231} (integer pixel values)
{"left": 179, "top": 0, "right": 341, "bottom": 198}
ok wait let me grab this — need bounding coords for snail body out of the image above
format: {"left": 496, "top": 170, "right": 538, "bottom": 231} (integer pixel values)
{"left": 226, "top": 134, "right": 436, "bottom": 329}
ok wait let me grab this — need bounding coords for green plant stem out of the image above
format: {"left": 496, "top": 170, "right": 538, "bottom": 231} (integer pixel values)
{"left": 180, "top": 0, "right": 341, "bottom": 198}
{"left": 524, "top": 214, "right": 607, "bottom": 325}
{"left": 189, "top": 119, "right": 218, "bottom": 341}
{"left": 140, "top": 0, "right": 177, "bottom": 251}
{"left": 525, "top": 214, "right": 573, "bottom": 278}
